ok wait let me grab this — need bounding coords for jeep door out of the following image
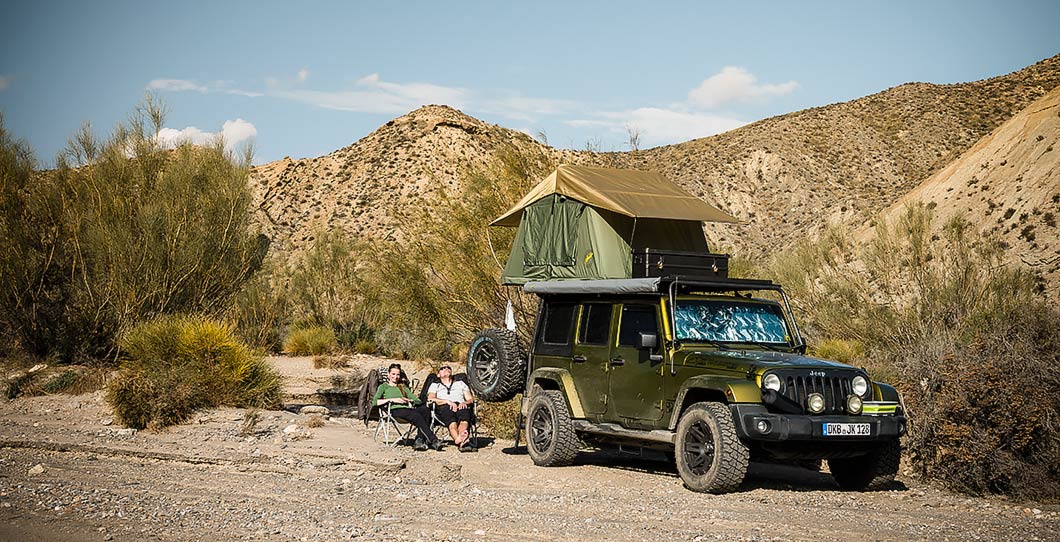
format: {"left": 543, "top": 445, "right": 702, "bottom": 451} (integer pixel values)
{"left": 568, "top": 302, "right": 614, "bottom": 416}
{"left": 608, "top": 302, "right": 666, "bottom": 425}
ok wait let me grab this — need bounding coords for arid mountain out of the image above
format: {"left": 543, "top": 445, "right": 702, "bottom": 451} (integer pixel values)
{"left": 248, "top": 106, "right": 575, "bottom": 250}
{"left": 250, "top": 53, "right": 1060, "bottom": 266}
{"left": 874, "top": 86, "right": 1060, "bottom": 293}
{"left": 631, "top": 54, "right": 1060, "bottom": 256}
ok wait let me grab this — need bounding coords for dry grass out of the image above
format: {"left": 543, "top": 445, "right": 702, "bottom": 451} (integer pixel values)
{"left": 284, "top": 326, "right": 336, "bottom": 356}
{"left": 107, "top": 315, "right": 284, "bottom": 430}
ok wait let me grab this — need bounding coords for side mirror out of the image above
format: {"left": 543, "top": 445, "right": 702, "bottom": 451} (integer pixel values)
{"left": 637, "top": 332, "right": 658, "bottom": 350}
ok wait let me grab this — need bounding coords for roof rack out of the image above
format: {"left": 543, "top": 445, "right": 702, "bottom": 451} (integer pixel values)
{"left": 523, "top": 275, "right": 780, "bottom": 296}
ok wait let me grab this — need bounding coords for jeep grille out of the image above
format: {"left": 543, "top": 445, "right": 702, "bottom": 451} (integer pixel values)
{"left": 770, "top": 369, "right": 856, "bottom": 415}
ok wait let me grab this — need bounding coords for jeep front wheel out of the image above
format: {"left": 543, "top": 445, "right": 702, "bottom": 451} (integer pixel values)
{"left": 466, "top": 328, "right": 526, "bottom": 402}
{"left": 526, "top": 390, "right": 578, "bottom": 467}
{"left": 674, "top": 402, "right": 749, "bottom": 493}
{"left": 828, "top": 439, "right": 901, "bottom": 491}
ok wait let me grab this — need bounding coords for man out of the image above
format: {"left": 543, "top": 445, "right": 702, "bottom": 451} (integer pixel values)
{"left": 427, "top": 365, "right": 475, "bottom": 452}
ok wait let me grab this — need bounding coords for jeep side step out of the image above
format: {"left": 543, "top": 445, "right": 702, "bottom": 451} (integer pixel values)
{"left": 572, "top": 420, "right": 676, "bottom": 444}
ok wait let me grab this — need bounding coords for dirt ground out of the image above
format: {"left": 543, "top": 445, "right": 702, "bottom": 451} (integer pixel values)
{"left": 1, "top": 355, "right": 1057, "bottom": 542}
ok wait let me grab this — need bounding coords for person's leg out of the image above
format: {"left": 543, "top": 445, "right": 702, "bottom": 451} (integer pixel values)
{"left": 393, "top": 407, "right": 437, "bottom": 446}
{"left": 455, "top": 408, "right": 473, "bottom": 447}
{"left": 436, "top": 405, "right": 461, "bottom": 443}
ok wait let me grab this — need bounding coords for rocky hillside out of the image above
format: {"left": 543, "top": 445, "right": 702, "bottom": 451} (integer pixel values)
{"left": 248, "top": 106, "right": 574, "bottom": 250}
{"left": 874, "top": 86, "right": 1060, "bottom": 294}
{"left": 250, "top": 54, "right": 1060, "bottom": 265}
{"left": 630, "top": 54, "right": 1060, "bottom": 256}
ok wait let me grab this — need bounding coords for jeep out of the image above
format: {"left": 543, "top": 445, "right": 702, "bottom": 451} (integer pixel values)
{"left": 466, "top": 275, "right": 906, "bottom": 493}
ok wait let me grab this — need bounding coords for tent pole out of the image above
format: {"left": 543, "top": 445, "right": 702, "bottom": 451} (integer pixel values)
{"left": 485, "top": 228, "right": 504, "bottom": 270}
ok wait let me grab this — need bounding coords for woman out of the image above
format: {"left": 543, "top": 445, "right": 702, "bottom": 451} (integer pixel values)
{"left": 372, "top": 363, "right": 442, "bottom": 451}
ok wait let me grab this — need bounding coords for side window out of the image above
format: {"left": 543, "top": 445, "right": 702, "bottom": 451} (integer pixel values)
{"left": 542, "top": 301, "right": 576, "bottom": 356}
{"left": 577, "top": 303, "right": 613, "bottom": 346}
{"left": 618, "top": 304, "right": 659, "bottom": 347}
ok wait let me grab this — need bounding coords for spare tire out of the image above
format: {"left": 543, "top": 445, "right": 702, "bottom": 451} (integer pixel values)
{"left": 466, "top": 328, "right": 527, "bottom": 402}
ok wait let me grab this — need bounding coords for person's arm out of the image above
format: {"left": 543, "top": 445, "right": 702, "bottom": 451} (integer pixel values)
{"left": 373, "top": 384, "right": 387, "bottom": 406}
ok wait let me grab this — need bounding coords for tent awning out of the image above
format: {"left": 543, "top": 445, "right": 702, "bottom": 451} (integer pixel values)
{"left": 491, "top": 164, "right": 739, "bottom": 227}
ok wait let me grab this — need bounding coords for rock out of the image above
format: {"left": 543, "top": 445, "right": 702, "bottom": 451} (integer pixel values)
{"left": 299, "top": 405, "right": 330, "bottom": 415}
{"left": 101, "top": 418, "right": 113, "bottom": 426}
{"left": 28, "top": 363, "right": 47, "bottom": 373}
{"left": 28, "top": 463, "right": 45, "bottom": 476}
{"left": 114, "top": 428, "right": 137, "bottom": 438}
{"left": 283, "top": 424, "right": 300, "bottom": 434}
{"left": 474, "top": 529, "right": 486, "bottom": 536}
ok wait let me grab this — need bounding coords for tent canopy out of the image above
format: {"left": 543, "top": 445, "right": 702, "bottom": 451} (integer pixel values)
{"left": 491, "top": 164, "right": 739, "bottom": 227}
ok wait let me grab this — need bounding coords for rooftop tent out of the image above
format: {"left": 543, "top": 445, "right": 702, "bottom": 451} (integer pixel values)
{"left": 492, "top": 164, "right": 738, "bottom": 285}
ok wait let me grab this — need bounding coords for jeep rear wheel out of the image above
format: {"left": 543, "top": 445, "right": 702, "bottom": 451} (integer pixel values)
{"left": 674, "top": 402, "right": 749, "bottom": 493}
{"left": 466, "top": 328, "right": 526, "bottom": 402}
{"left": 829, "top": 439, "right": 901, "bottom": 491}
{"left": 526, "top": 390, "right": 578, "bottom": 467}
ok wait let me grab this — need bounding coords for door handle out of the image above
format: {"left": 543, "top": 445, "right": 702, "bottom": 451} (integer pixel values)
{"left": 572, "top": 355, "right": 587, "bottom": 363}
{"left": 610, "top": 357, "right": 625, "bottom": 366}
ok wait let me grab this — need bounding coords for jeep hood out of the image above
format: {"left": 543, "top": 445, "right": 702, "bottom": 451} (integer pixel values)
{"left": 679, "top": 349, "right": 856, "bottom": 371}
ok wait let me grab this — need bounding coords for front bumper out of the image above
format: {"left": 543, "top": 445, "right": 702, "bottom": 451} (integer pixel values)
{"left": 730, "top": 404, "right": 906, "bottom": 442}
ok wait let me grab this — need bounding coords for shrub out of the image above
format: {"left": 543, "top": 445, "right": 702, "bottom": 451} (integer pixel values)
{"left": 312, "top": 354, "right": 348, "bottom": 370}
{"left": 107, "top": 315, "right": 283, "bottom": 430}
{"left": 0, "top": 101, "right": 266, "bottom": 363}
{"left": 364, "top": 146, "right": 551, "bottom": 358}
{"left": 770, "top": 204, "right": 1060, "bottom": 499}
{"left": 476, "top": 396, "right": 522, "bottom": 439}
{"left": 284, "top": 325, "right": 337, "bottom": 356}
{"left": 812, "top": 338, "right": 864, "bottom": 365}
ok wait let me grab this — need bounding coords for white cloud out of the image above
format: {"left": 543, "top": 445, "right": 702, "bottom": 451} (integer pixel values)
{"left": 275, "top": 74, "right": 468, "bottom": 114}
{"left": 688, "top": 66, "right": 798, "bottom": 109}
{"left": 147, "top": 79, "right": 209, "bottom": 93}
{"left": 155, "top": 118, "right": 257, "bottom": 151}
{"left": 0, "top": 76, "right": 9, "bottom": 91}
{"left": 567, "top": 107, "right": 745, "bottom": 145}
{"left": 477, "top": 95, "right": 579, "bottom": 122}
{"left": 148, "top": 78, "right": 262, "bottom": 97}
{"left": 297, "top": 68, "right": 309, "bottom": 83}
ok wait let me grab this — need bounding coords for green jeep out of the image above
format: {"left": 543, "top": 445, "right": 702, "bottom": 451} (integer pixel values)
{"left": 466, "top": 275, "right": 906, "bottom": 494}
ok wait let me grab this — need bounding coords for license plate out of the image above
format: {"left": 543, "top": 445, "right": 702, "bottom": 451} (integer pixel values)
{"left": 822, "top": 423, "right": 871, "bottom": 436}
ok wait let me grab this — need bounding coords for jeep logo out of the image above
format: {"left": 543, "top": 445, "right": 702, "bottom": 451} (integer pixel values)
{"left": 809, "top": 370, "right": 826, "bottom": 377}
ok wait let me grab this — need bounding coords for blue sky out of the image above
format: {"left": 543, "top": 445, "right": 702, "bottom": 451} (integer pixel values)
{"left": 2, "top": 1, "right": 1058, "bottom": 165}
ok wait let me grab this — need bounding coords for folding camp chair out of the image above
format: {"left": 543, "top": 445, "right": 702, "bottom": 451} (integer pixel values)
{"left": 374, "top": 402, "right": 418, "bottom": 447}
{"left": 369, "top": 365, "right": 421, "bottom": 447}
{"left": 420, "top": 373, "right": 479, "bottom": 449}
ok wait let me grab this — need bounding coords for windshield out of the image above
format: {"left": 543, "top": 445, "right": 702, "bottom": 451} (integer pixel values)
{"left": 674, "top": 299, "right": 790, "bottom": 344}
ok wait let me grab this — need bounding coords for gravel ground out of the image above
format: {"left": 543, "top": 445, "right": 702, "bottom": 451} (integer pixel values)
{"left": 1, "top": 358, "right": 1058, "bottom": 541}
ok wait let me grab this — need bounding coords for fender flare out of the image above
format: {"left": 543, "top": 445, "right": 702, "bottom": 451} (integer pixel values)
{"left": 526, "top": 367, "right": 585, "bottom": 419}
{"left": 668, "top": 375, "right": 761, "bottom": 430}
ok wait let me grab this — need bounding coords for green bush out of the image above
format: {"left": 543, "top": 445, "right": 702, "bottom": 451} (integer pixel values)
{"left": 107, "top": 315, "right": 283, "bottom": 429}
{"left": 0, "top": 101, "right": 266, "bottom": 363}
{"left": 771, "top": 204, "right": 1060, "bottom": 499}
{"left": 229, "top": 257, "right": 287, "bottom": 352}
{"left": 476, "top": 396, "right": 522, "bottom": 440}
{"left": 283, "top": 325, "right": 337, "bottom": 356}
{"left": 364, "top": 146, "right": 550, "bottom": 359}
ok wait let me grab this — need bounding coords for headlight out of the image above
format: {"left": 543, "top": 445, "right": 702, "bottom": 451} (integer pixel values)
{"left": 807, "top": 393, "right": 825, "bottom": 414}
{"left": 852, "top": 375, "right": 869, "bottom": 397}
{"left": 846, "top": 395, "right": 863, "bottom": 415}
{"left": 762, "top": 373, "right": 781, "bottom": 391}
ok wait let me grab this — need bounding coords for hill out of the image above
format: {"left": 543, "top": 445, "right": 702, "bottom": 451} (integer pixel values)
{"left": 873, "top": 85, "right": 1060, "bottom": 294}
{"left": 249, "top": 54, "right": 1060, "bottom": 264}
{"left": 632, "top": 54, "right": 1060, "bottom": 256}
